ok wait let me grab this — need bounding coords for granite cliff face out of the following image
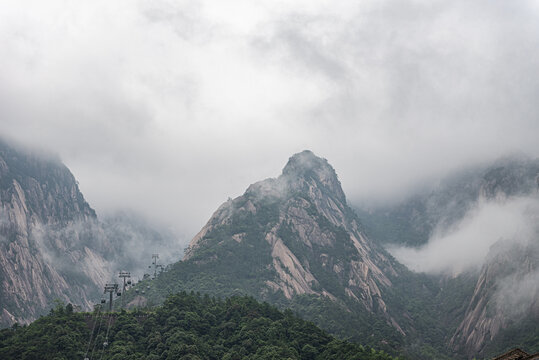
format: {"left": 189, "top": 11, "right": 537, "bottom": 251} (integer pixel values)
{"left": 356, "top": 155, "right": 539, "bottom": 358}
{"left": 183, "top": 150, "right": 403, "bottom": 333}
{"left": 450, "top": 240, "right": 539, "bottom": 356}
{"left": 0, "top": 140, "right": 111, "bottom": 326}
{"left": 449, "top": 159, "right": 539, "bottom": 357}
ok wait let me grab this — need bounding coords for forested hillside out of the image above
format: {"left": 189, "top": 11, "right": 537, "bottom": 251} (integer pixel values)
{"left": 0, "top": 292, "right": 401, "bottom": 360}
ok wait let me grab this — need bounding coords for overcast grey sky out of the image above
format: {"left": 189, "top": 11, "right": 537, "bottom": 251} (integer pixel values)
{"left": 2, "top": 0, "right": 539, "bottom": 240}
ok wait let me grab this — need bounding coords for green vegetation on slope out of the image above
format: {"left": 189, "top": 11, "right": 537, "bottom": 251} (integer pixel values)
{"left": 481, "top": 315, "right": 539, "bottom": 358}
{"left": 119, "top": 185, "right": 466, "bottom": 358}
{"left": 123, "top": 193, "right": 408, "bottom": 355}
{"left": 0, "top": 292, "right": 402, "bottom": 360}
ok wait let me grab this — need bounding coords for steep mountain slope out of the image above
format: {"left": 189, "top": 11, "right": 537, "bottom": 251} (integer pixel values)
{"left": 0, "top": 139, "right": 111, "bottom": 326}
{"left": 121, "top": 151, "right": 537, "bottom": 358}
{"left": 356, "top": 155, "right": 539, "bottom": 358}
{"left": 0, "top": 139, "right": 184, "bottom": 327}
{"left": 127, "top": 151, "right": 451, "bottom": 355}
{"left": 184, "top": 150, "right": 400, "bottom": 318}
{"left": 450, "top": 240, "right": 539, "bottom": 356}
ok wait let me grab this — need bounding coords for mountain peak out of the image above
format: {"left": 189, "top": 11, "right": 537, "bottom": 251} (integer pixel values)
{"left": 282, "top": 150, "right": 330, "bottom": 176}
{"left": 281, "top": 150, "right": 346, "bottom": 203}
{"left": 178, "top": 148, "right": 402, "bottom": 342}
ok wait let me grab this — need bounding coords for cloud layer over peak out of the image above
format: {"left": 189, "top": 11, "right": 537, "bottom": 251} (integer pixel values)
{"left": 2, "top": 0, "right": 539, "bottom": 241}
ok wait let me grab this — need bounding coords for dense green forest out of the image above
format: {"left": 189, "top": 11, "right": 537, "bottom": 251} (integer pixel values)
{"left": 127, "top": 265, "right": 470, "bottom": 359}
{"left": 0, "top": 292, "right": 402, "bottom": 360}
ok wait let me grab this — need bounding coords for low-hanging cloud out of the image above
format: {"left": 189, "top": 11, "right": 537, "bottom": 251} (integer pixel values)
{"left": 495, "top": 265, "right": 539, "bottom": 319}
{"left": 388, "top": 196, "right": 539, "bottom": 275}
{"left": 1, "top": 0, "right": 539, "bottom": 241}
{"left": 29, "top": 213, "right": 181, "bottom": 285}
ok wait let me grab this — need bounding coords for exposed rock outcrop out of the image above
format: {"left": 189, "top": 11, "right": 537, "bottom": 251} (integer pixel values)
{"left": 447, "top": 158, "right": 539, "bottom": 357}
{"left": 450, "top": 240, "right": 539, "bottom": 356}
{"left": 183, "top": 150, "right": 403, "bottom": 333}
{"left": 0, "top": 139, "right": 112, "bottom": 326}
{"left": 354, "top": 154, "right": 539, "bottom": 357}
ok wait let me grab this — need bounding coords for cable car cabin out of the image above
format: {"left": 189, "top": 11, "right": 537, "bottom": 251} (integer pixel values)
{"left": 117, "top": 292, "right": 121, "bottom": 296}
{"left": 101, "top": 299, "right": 106, "bottom": 304}
{"left": 127, "top": 280, "right": 132, "bottom": 285}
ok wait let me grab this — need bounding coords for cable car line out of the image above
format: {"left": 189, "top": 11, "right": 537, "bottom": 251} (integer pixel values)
{"left": 83, "top": 304, "right": 101, "bottom": 360}
{"left": 83, "top": 254, "right": 165, "bottom": 358}
{"left": 99, "top": 312, "right": 114, "bottom": 360}
{"left": 89, "top": 309, "right": 105, "bottom": 360}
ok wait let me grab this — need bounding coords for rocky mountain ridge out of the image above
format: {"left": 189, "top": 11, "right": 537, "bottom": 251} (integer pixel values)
{"left": 131, "top": 150, "right": 539, "bottom": 358}
{"left": 184, "top": 151, "right": 401, "bottom": 325}
{"left": 356, "top": 154, "right": 539, "bottom": 358}
{"left": 450, "top": 239, "right": 539, "bottom": 355}
{"left": 0, "top": 139, "right": 111, "bottom": 326}
{"left": 0, "top": 139, "right": 181, "bottom": 327}
{"left": 124, "top": 150, "right": 427, "bottom": 357}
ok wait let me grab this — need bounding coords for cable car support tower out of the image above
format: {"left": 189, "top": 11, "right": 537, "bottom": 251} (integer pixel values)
{"left": 118, "top": 271, "right": 131, "bottom": 308}
{"left": 103, "top": 284, "right": 118, "bottom": 312}
{"left": 151, "top": 254, "right": 164, "bottom": 279}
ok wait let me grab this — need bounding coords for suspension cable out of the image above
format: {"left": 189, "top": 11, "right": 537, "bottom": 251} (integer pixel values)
{"left": 83, "top": 305, "right": 101, "bottom": 360}
{"left": 89, "top": 309, "right": 105, "bottom": 360}
{"left": 99, "top": 312, "right": 114, "bottom": 360}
